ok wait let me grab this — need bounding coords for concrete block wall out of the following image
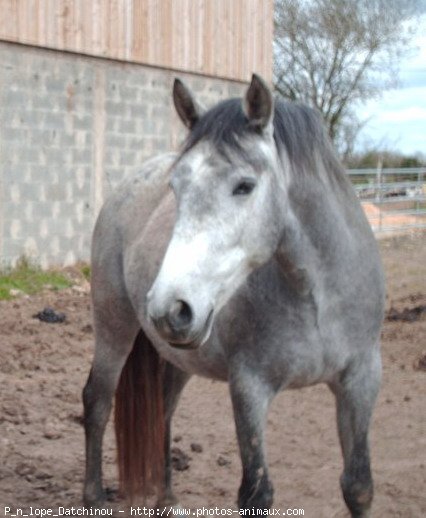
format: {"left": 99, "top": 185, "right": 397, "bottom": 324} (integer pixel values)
{"left": 0, "top": 42, "right": 246, "bottom": 267}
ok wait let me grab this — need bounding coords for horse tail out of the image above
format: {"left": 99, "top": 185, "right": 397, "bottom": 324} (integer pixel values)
{"left": 114, "top": 329, "right": 165, "bottom": 501}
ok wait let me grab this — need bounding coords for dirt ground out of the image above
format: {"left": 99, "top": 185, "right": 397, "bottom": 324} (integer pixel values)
{"left": 0, "top": 233, "right": 425, "bottom": 517}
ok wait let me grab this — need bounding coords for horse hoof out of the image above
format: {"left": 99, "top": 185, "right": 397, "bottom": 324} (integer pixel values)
{"left": 83, "top": 491, "right": 107, "bottom": 508}
{"left": 352, "top": 511, "right": 371, "bottom": 518}
{"left": 84, "top": 484, "right": 121, "bottom": 507}
{"left": 105, "top": 486, "right": 120, "bottom": 502}
{"left": 83, "top": 499, "right": 105, "bottom": 509}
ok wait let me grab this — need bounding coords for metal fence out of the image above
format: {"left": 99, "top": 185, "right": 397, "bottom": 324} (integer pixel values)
{"left": 347, "top": 167, "right": 426, "bottom": 234}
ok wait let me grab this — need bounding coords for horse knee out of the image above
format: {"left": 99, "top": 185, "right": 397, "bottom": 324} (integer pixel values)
{"left": 82, "top": 369, "right": 112, "bottom": 428}
{"left": 82, "top": 369, "right": 94, "bottom": 403}
{"left": 82, "top": 370, "right": 100, "bottom": 420}
{"left": 82, "top": 370, "right": 95, "bottom": 419}
{"left": 238, "top": 472, "right": 273, "bottom": 510}
{"left": 340, "top": 470, "right": 373, "bottom": 517}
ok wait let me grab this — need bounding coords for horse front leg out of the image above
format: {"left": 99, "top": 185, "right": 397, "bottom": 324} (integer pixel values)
{"left": 229, "top": 369, "right": 275, "bottom": 511}
{"left": 156, "top": 363, "right": 191, "bottom": 510}
{"left": 329, "top": 349, "right": 381, "bottom": 518}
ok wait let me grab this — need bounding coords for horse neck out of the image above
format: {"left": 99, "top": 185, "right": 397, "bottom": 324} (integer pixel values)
{"left": 275, "top": 173, "right": 355, "bottom": 292}
{"left": 275, "top": 215, "right": 319, "bottom": 295}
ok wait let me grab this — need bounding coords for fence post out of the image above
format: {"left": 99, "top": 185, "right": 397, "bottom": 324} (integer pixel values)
{"left": 416, "top": 169, "right": 420, "bottom": 217}
{"left": 376, "top": 159, "right": 383, "bottom": 231}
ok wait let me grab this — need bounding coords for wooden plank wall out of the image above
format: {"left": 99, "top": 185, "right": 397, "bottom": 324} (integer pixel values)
{"left": 0, "top": 0, "right": 272, "bottom": 82}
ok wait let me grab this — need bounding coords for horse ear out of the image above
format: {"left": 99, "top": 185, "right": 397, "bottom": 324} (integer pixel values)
{"left": 173, "top": 78, "right": 203, "bottom": 130}
{"left": 243, "top": 74, "right": 274, "bottom": 130}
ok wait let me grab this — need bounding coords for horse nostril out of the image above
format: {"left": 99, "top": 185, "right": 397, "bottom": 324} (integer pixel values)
{"left": 168, "top": 299, "right": 193, "bottom": 332}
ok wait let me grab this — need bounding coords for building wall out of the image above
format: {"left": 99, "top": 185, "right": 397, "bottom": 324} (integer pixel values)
{"left": 0, "top": 0, "right": 273, "bottom": 82}
{"left": 0, "top": 41, "right": 247, "bottom": 267}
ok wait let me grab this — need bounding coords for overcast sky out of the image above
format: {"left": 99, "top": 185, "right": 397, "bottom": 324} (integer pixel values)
{"left": 357, "top": 15, "right": 426, "bottom": 155}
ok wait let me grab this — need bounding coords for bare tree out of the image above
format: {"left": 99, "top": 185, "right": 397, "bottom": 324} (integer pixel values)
{"left": 274, "top": 0, "right": 422, "bottom": 153}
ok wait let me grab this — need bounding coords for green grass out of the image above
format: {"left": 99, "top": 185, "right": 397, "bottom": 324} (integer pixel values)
{"left": 0, "top": 257, "right": 73, "bottom": 300}
{"left": 80, "top": 264, "right": 91, "bottom": 280}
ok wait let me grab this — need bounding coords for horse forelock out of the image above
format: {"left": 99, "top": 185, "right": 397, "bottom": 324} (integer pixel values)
{"left": 181, "top": 98, "right": 255, "bottom": 163}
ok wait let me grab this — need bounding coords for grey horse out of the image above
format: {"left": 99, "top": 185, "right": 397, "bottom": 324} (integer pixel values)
{"left": 83, "top": 74, "right": 384, "bottom": 517}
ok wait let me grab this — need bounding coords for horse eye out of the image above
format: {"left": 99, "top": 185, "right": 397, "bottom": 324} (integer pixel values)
{"left": 232, "top": 179, "right": 256, "bottom": 196}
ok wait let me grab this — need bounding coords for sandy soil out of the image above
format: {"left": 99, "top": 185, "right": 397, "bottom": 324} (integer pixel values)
{"left": 362, "top": 202, "right": 426, "bottom": 231}
{"left": 0, "top": 233, "right": 425, "bottom": 517}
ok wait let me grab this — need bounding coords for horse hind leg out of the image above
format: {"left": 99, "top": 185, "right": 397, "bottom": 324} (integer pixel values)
{"left": 83, "top": 313, "right": 139, "bottom": 507}
{"left": 329, "top": 348, "right": 382, "bottom": 518}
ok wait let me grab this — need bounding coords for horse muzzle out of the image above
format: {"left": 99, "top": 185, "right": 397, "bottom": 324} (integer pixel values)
{"left": 148, "top": 298, "right": 214, "bottom": 349}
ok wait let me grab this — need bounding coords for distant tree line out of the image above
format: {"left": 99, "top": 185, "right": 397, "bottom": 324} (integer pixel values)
{"left": 345, "top": 150, "right": 426, "bottom": 169}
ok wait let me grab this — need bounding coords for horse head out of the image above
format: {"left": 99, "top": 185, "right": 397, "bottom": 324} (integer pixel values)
{"left": 147, "top": 75, "right": 287, "bottom": 348}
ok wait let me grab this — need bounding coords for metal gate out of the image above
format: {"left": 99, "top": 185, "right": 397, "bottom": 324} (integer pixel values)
{"left": 347, "top": 167, "right": 426, "bottom": 234}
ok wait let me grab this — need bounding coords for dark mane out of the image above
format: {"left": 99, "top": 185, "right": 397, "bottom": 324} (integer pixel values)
{"left": 182, "top": 96, "right": 344, "bottom": 178}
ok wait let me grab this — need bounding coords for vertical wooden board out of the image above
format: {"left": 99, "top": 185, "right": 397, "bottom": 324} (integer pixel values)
{"left": 196, "top": 0, "right": 204, "bottom": 73}
{"left": 91, "top": 0, "right": 100, "bottom": 55}
{"left": 124, "top": 0, "right": 131, "bottom": 60}
{"left": 202, "top": 0, "right": 212, "bottom": 75}
{"left": 99, "top": 0, "right": 109, "bottom": 56}
{"left": 262, "top": 0, "right": 273, "bottom": 81}
{"left": 114, "top": 0, "right": 122, "bottom": 59}
{"left": 32, "top": 0, "right": 40, "bottom": 44}
{"left": 258, "top": 0, "right": 265, "bottom": 77}
{"left": 114, "top": 0, "right": 123, "bottom": 59}
{"left": 0, "top": 0, "right": 19, "bottom": 43}
{"left": 182, "top": 0, "right": 189, "bottom": 71}
{"left": 147, "top": 0, "right": 155, "bottom": 63}
{"left": 241, "top": 0, "right": 248, "bottom": 81}
{"left": 106, "top": 0, "right": 116, "bottom": 59}
{"left": 16, "top": 0, "right": 24, "bottom": 43}
{"left": 114, "top": 0, "right": 123, "bottom": 60}
{"left": 48, "top": 0, "right": 57, "bottom": 49}
{"left": 75, "top": 0, "right": 84, "bottom": 52}
{"left": 227, "top": 0, "right": 235, "bottom": 80}
{"left": 172, "top": 0, "right": 180, "bottom": 71}
{"left": 171, "top": 0, "right": 179, "bottom": 71}
{"left": 131, "top": 0, "right": 144, "bottom": 61}
{"left": 18, "top": 0, "right": 32, "bottom": 44}
{"left": 148, "top": 0, "right": 155, "bottom": 64}
{"left": 122, "top": 0, "right": 128, "bottom": 59}
{"left": 0, "top": 1, "right": 7, "bottom": 40}
{"left": 155, "top": 0, "right": 163, "bottom": 64}
{"left": 37, "top": 0, "right": 46, "bottom": 47}
{"left": 80, "top": 0, "right": 91, "bottom": 55}
{"left": 49, "top": 0, "right": 60, "bottom": 50}
{"left": 150, "top": 0, "right": 155, "bottom": 63}
{"left": 60, "top": 0, "right": 71, "bottom": 51}
{"left": 211, "top": 0, "right": 220, "bottom": 77}
{"left": 222, "top": 0, "right": 229, "bottom": 78}
{"left": 163, "top": 0, "right": 172, "bottom": 68}
{"left": 156, "top": 0, "right": 165, "bottom": 67}
{"left": 187, "top": 0, "right": 194, "bottom": 72}
{"left": 225, "top": 0, "right": 231, "bottom": 77}
{"left": 188, "top": 0, "right": 195, "bottom": 72}
{"left": 73, "top": 0, "right": 79, "bottom": 50}
{"left": 236, "top": 0, "right": 243, "bottom": 80}
{"left": 249, "top": 0, "right": 257, "bottom": 79}
{"left": 54, "top": 0, "right": 62, "bottom": 50}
